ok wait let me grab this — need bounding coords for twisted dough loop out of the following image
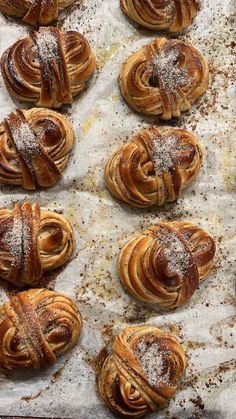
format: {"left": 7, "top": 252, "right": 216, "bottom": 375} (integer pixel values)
{"left": 119, "top": 37, "right": 209, "bottom": 119}
{"left": 120, "top": 0, "right": 199, "bottom": 32}
{"left": 0, "top": 26, "right": 96, "bottom": 108}
{"left": 0, "top": 0, "right": 75, "bottom": 25}
{"left": 105, "top": 127, "right": 202, "bottom": 208}
{"left": 99, "top": 325, "right": 187, "bottom": 418}
{"left": 0, "top": 202, "right": 74, "bottom": 287}
{"left": 119, "top": 222, "right": 216, "bottom": 308}
{"left": 0, "top": 288, "right": 82, "bottom": 370}
{"left": 0, "top": 108, "right": 74, "bottom": 190}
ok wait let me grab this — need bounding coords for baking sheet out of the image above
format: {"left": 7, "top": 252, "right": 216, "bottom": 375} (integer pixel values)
{"left": 0, "top": 0, "right": 235, "bottom": 417}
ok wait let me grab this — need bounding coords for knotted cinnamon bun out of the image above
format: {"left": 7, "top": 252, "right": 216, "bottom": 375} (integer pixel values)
{"left": 0, "top": 202, "right": 74, "bottom": 287}
{"left": 0, "top": 0, "right": 75, "bottom": 26}
{"left": 119, "top": 37, "right": 208, "bottom": 119}
{"left": 1, "top": 26, "right": 96, "bottom": 108}
{"left": 119, "top": 222, "right": 216, "bottom": 308}
{"left": 120, "top": 0, "right": 199, "bottom": 32}
{"left": 99, "top": 325, "right": 187, "bottom": 418}
{"left": 0, "top": 108, "right": 74, "bottom": 190}
{"left": 105, "top": 127, "right": 202, "bottom": 208}
{"left": 0, "top": 288, "right": 82, "bottom": 370}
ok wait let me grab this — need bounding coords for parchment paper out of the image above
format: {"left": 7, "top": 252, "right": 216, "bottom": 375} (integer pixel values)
{"left": 0, "top": 0, "right": 235, "bottom": 418}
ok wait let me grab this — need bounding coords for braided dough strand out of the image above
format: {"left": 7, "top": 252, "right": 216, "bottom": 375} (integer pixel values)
{"left": 119, "top": 222, "right": 216, "bottom": 307}
{"left": 0, "top": 202, "right": 74, "bottom": 286}
{"left": 0, "top": 27, "right": 96, "bottom": 108}
{"left": 119, "top": 37, "right": 208, "bottom": 119}
{"left": 120, "top": 0, "right": 199, "bottom": 32}
{"left": 105, "top": 127, "right": 202, "bottom": 208}
{"left": 0, "top": 288, "right": 82, "bottom": 370}
{"left": 99, "top": 325, "right": 187, "bottom": 417}
{"left": 0, "top": 0, "right": 75, "bottom": 25}
{"left": 0, "top": 108, "right": 74, "bottom": 190}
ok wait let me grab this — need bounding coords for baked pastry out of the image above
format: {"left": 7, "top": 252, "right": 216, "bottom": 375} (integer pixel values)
{"left": 0, "top": 202, "right": 74, "bottom": 287}
{"left": 105, "top": 127, "right": 202, "bottom": 208}
{"left": 0, "top": 0, "right": 75, "bottom": 26}
{"left": 0, "top": 108, "right": 74, "bottom": 190}
{"left": 0, "top": 288, "right": 82, "bottom": 370}
{"left": 120, "top": 0, "right": 199, "bottom": 32}
{"left": 119, "top": 37, "right": 208, "bottom": 119}
{"left": 1, "top": 26, "right": 96, "bottom": 108}
{"left": 119, "top": 222, "right": 216, "bottom": 308}
{"left": 99, "top": 325, "right": 187, "bottom": 418}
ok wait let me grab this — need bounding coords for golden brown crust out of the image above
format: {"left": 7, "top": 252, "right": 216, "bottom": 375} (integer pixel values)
{"left": 0, "top": 26, "right": 96, "bottom": 109}
{"left": 0, "top": 0, "right": 75, "bottom": 26}
{"left": 99, "top": 325, "right": 187, "bottom": 418}
{"left": 120, "top": 0, "right": 199, "bottom": 32}
{"left": 0, "top": 202, "right": 74, "bottom": 287}
{"left": 0, "top": 108, "right": 74, "bottom": 190}
{"left": 105, "top": 127, "right": 202, "bottom": 208}
{"left": 119, "top": 222, "right": 216, "bottom": 308}
{"left": 0, "top": 288, "right": 82, "bottom": 370}
{"left": 119, "top": 37, "right": 208, "bottom": 120}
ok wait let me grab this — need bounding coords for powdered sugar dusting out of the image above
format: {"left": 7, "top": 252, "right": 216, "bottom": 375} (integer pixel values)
{"left": 4, "top": 216, "right": 23, "bottom": 262}
{"left": 151, "top": 48, "right": 189, "bottom": 92}
{"left": 35, "top": 28, "right": 60, "bottom": 62}
{"left": 4, "top": 210, "right": 31, "bottom": 266}
{"left": 150, "top": 0, "right": 175, "bottom": 15}
{"left": 22, "top": 221, "right": 32, "bottom": 260}
{"left": 157, "top": 229, "right": 192, "bottom": 278}
{"left": 32, "top": 0, "right": 57, "bottom": 6}
{"left": 161, "top": 1, "right": 175, "bottom": 15}
{"left": 149, "top": 133, "right": 178, "bottom": 172}
{"left": 135, "top": 336, "right": 171, "bottom": 387}
{"left": 7, "top": 117, "right": 40, "bottom": 170}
